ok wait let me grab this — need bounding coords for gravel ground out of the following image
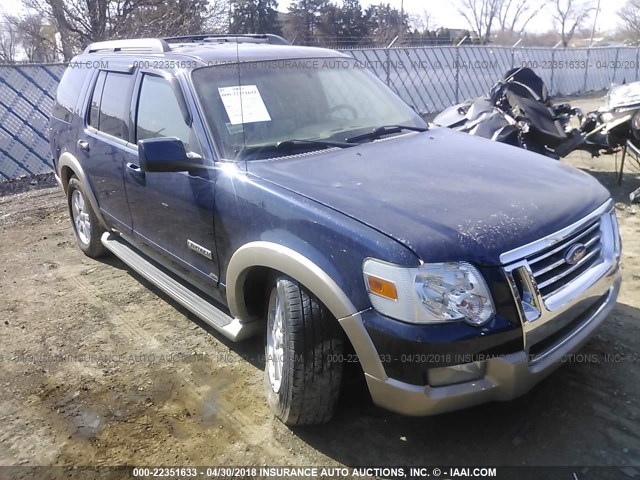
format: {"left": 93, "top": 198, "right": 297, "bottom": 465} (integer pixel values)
{"left": 0, "top": 98, "right": 639, "bottom": 476}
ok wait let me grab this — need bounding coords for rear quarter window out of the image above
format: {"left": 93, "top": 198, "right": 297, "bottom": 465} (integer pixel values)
{"left": 52, "top": 67, "right": 91, "bottom": 123}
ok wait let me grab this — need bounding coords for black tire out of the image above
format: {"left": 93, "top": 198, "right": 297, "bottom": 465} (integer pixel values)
{"left": 66, "top": 176, "right": 108, "bottom": 258}
{"left": 264, "top": 275, "right": 343, "bottom": 426}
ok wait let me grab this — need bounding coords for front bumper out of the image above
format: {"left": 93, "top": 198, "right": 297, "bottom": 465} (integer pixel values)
{"left": 359, "top": 267, "right": 619, "bottom": 416}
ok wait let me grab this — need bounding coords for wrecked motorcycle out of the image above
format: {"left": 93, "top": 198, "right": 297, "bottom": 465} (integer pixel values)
{"left": 581, "top": 81, "right": 640, "bottom": 182}
{"left": 434, "top": 67, "right": 595, "bottom": 159}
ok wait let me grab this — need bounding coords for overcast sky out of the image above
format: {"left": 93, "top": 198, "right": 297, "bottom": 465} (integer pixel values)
{"left": 0, "top": 0, "right": 627, "bottom": 35}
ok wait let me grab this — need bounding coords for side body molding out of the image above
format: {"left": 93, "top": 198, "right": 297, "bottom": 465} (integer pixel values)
{"left": 56, "top": 151, "right": 109, "bottom": 230}
{"left": 225, "top": 241, "right": 387, "bottom": 380}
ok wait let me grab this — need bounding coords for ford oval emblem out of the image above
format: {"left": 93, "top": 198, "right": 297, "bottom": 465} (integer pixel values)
{"left": 564, "top": 243, "right": 587, "bottom": 265}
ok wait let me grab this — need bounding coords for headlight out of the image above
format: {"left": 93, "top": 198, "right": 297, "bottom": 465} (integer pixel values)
{"left": 363, "top": 259, "right": 495, "bottom": 326}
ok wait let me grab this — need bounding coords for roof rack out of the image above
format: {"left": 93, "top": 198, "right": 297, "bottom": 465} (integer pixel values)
{"left": 84, "top": 38, "right": 171, "bottom": 54}
{"left": 164, "top": 34, "right": 289, "bottom": 46}
{"left": 83, "top": 34, "right": 290, "bottom": 56}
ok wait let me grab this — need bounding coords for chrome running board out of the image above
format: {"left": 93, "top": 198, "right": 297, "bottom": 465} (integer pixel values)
{"left": 101, "top": 232, "right": 260, "bottom": 342}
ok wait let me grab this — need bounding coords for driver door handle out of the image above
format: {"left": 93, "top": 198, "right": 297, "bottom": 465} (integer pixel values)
{"left": 126, "top": 162, "right": 146, "bottom": 183}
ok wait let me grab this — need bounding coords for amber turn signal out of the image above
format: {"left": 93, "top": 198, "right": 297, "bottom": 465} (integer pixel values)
{"left": 365, "top": 274, "right": 398, "bottom": 300}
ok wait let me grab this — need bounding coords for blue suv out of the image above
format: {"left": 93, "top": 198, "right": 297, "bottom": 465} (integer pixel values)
{"left": 49, "top": 34, "right": 622, "bottom": 425}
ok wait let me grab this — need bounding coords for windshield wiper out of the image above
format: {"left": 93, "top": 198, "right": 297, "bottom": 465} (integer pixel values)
{"left": 238, "top": 139, "right": 354, "bottom": 157}
{"left": 345, "top": 125, "right": 428, "bottom": 144}
{"left": 275, "top": 139, "right": 355, "bottom": 149}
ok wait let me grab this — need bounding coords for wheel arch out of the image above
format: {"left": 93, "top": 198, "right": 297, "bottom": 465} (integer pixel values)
{"left": 226, "top": 241, "right": 357, "bottom": 322}
{"left": 57, "top": 152, "right": 109, "bottom": 230}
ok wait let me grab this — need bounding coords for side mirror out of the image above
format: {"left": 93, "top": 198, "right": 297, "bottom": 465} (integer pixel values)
{"left": 138, "top": 137, "right": 191, "bottom": 173}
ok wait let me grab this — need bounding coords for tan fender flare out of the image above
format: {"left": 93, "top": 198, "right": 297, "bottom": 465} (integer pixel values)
{"left": 226, "top": 241, "right": 387, "bottom": 380}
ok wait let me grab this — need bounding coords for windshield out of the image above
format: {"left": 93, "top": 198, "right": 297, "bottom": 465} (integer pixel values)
{"left": 191, "top": 58, "right": 426, "bottom": 160}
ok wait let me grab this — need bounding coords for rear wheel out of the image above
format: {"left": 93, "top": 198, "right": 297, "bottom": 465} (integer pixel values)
{"left": 264, "top": 276, "right": 343, "bottom": 425}
{"left": 67, "top": 176, "right": 108, "bottom": 258}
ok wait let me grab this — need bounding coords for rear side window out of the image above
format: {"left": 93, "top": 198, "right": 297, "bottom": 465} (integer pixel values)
{"left": 53, "top": 67, "right": 90, "bottom": 122}
{"left": 88, "top": 71, "right": 133, "bottom": 140}
{"left": 136, "top": 74, "right": 197, "bottom": 152}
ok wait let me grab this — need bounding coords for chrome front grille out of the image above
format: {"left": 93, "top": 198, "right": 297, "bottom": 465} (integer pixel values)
{"left": 500, "top": 200, "right": 621, "bottom": 360}
{"left": 526, "top": 216, "right": 603, "bottom": 299}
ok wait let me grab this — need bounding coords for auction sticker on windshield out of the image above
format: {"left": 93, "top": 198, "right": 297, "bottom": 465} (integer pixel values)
{"left": 218, "top": 85, "right": 272, "bottom": 125}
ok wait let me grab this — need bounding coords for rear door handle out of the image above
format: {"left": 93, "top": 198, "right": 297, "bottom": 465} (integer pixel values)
{"left": 77, "top": 140, "right": 90, "bottom": 152}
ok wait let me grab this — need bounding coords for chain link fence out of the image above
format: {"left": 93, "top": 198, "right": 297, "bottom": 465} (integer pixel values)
{"left": 1, "top": 46, "right": 640, "bottom": 179}
{"left": 0, "top": 63, "right": 66, "bottom": 180}
{"left": 345, "top": 46, "right": 640, "bottom": 114}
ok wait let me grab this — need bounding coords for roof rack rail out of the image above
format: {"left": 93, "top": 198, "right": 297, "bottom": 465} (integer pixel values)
{"left": 164, "top": 34, "right": 289, "bottom": 46}
{"left": 84, "top": 38, "right": 171, "bottom": 54}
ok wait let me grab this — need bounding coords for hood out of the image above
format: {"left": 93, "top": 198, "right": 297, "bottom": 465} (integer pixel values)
{"left": 248, "top": 128, "right": 610, "bottom": 266}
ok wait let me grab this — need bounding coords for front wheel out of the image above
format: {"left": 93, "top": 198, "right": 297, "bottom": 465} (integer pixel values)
{"left": 264, "top": 276, "right": 343, "bottom": 426}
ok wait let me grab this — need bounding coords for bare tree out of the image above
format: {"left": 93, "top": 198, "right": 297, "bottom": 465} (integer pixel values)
{"left": 552, "top": 0, "right": 594, "bottom": 47}
{"left": 5, "top": 13, "right": 61, "bottom": 62}
{"left": 114, "top": 0, "right": 213, "bottom": 38}
{"left": 0, "top": 21, "right": 19, "bottom": 62}
{"left": 619, "top": 0, "right": 640, "bottom": 44}
{"left": 23, "top": 0, "right": 122, "bottom": 57}
{"left": 206, "top": 0, "right": 231, "bottom": 33}
{"left": 20, "top": 0, "right": 227, "bottom": 60}
{"left": 409, "top": 10, "right": 436, "bottom": 33}
{"left": 457, "top": 0, "right": 501, "bottom": 43}
{"left": 498, "top": 0, "right": 545, "bottom": 36}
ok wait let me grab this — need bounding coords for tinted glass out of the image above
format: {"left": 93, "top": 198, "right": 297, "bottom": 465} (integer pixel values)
{"left": 98, "top": 72, "right": 133, "bottom": 140}
{"left": 136, "top": 74, "right": 193, "bottom": 150}
{"left": 88, "top": 71, "right": 106, "bottom": 129}
{"left": 53, "top": 66, "right": 90, "bottom": 122}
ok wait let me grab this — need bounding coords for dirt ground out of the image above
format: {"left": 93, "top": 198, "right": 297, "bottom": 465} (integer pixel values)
{"left": 1, "top": 98, "right": 639, "bottom": 474}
